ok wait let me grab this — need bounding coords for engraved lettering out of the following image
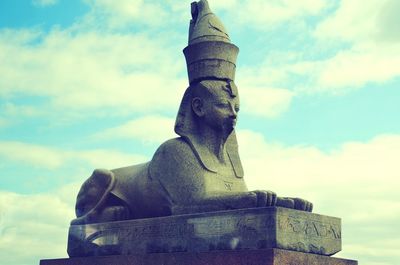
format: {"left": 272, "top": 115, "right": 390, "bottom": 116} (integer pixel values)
{"left": 279, "top": 216, "right": 341, "bottom": 240}
{"left": 224, "top": 182, "right": 232, "bottom": 191}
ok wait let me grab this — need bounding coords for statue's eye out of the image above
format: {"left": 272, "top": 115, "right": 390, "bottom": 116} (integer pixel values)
{"left": 235, "top": 105, "right": 240, "bottom": 112}
{"left": 216, "top": 102, "right": 229, "bottom": 108}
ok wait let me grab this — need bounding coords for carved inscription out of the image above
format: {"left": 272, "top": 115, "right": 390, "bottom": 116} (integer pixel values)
{"left": 71, "top": 209, "right": 342, "bottom": 256}
{"left": 224, "top": 181, "right": 233, "bottom": 191}
{"left": 127, "top": 222, "right": 194, "bottom": 238}
{"left": 85, "top": 221, "right": 195, "bottom": 246}
{"left": 278, "top": 215, "right": 341, "bottom": 239}
{"left": 189, "top": 214, "right": 273, "bottom": 236}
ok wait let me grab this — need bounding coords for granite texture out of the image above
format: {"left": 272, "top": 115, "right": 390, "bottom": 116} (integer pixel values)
{"left": 68, "top": 207, "right": 341, "bottom": 257}
{"left": 70, "top": 0, "right": 312, "bottom": 229}
{"left": 41, "top": 248, "right": 357, "bottom": 265}
{"left": 39, "top": 1, "right": 357, "bottom": 264}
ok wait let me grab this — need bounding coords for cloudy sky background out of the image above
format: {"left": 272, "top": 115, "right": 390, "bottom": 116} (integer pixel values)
{"left": 0, "top": 0, "right": 399, "bottom": 264}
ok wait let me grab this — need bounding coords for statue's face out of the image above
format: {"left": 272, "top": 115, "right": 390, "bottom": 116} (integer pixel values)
{"left": 202, "top": 88, "right": 240, "bottom": 133}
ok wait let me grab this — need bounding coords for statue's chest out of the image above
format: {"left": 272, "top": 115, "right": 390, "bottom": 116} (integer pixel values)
{"left": 202, "top": 171, "right": 247, "bottom": 193}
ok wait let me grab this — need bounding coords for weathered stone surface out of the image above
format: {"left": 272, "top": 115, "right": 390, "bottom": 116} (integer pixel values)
{"left": 70, "top": 0, "right": 313, "bottom": 229}
{"left": 68, "top": 207, "right": 341, "bottom": 257}
{"left": 41, "top": 248, "right": 357, "bottom": 265}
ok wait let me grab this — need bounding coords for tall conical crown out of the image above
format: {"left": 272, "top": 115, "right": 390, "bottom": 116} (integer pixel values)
{"left": 183, "top": 0, "right": 239, "bottom": 85}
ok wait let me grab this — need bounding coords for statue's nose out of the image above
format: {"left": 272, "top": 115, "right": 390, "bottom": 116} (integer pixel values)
{"left": 229, "top": 103, "right": 237, "bottom": 118}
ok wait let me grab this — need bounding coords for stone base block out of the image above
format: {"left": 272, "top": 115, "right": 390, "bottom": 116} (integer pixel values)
{"left": 41, "top": 248, "right": 357, "bottom": 265}
{"left": 68, "top": 207, "right": 342, "bottom": 257}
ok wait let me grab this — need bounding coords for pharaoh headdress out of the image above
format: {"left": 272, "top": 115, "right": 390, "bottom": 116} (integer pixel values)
{"left": 174, "top": 0, "right": 243, "bottom": 178}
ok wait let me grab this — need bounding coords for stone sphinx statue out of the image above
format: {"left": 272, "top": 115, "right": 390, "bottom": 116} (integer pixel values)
{"left": 70, "top": 0, "right": 312, "bottom": 227}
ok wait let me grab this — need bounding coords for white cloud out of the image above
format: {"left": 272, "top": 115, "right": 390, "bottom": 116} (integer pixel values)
{"left": 0, "top": 28, "right": 43, "bottom": 44}
{"left": 0, "top": 0, "right": 315, "bottom": 122}
{"left": 164, "top": 0, "right": 331, "bottom": 29}
{"left": 234, "top": 52, "right": 297, "bottom": 118}
{"left": 232, "top": 0, "right": 400, "bottom": 94}
{"left": 0, "top": 24, "right": 299, "bottom": 122}
{"left": 285, "top": 45, "right": 400, "bottom": 93}
{"left": 237, "top": 130, "right": 400, "bottom": 264}
{"left": 0, "top": 188, "right": 76, "bottom": 264}
{"left": 93, "top": 115, "right": 176, "bottom": 144}
{"left": 237, "top": 52, "right": 300, "bottom": 87}
{"left": 315, "top": 0, "right": 400, "bottom": 44}
{"left": 240, "top": 87, "right": 294, "bottom": 118}
{"left": 238, "top": 130, "right": 400, "bottom": 195}
{"left": 0, "top": 141, "right": 65, "bottom": 169}
{"left": 76, "top": 149, "right": 148, "bottom": 169}
{"left": 233, "top": 0, "right": 330, "bottom": 27}
{"left": 32, "top": 0, "right": 58, "bottom": 7}
{"left": 247, "top": 43, "right": 400, "bottom": 94}
{"left": 315, "top": 46, "right": 400, "bottom": 90}
{"left": 83, "top": 0, "right": 330, "bottom": 30}
{"left": 298, "top": 0, "right": 400, "bottom": 92}
{"left": 84, "top": 0, "right": 168, "bottom": 28}
{"left": 0, "top": 28, "right": 187, "bottom": 119}
{"left": 0, "top": 141, "right": 147, "bottom": 170}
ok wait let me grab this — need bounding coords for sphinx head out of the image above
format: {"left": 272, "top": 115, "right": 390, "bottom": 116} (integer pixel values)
{"left": 174, "top": 79, "right": 244, "bottom": 177}
{"left": 191, "top": 80, "right": 240, "bottom": 134}
{"left": 175, "top": 80, "right": 240, "bottom": 137}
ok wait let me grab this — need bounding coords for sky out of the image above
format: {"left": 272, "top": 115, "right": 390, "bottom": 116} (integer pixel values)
{"left": 0, "top": 0, "right": 399, "bottom": 264}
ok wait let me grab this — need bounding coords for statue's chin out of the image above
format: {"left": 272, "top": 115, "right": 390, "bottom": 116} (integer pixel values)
{"left": 205, "top": 119, "right": 236, "bottom": 136}
{"left": 222, "top": 126, "right": 234, "bottom": 137}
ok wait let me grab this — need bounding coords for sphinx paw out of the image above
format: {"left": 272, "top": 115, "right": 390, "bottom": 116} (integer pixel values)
{"left": 253, "top": 190, "right": 277, "bottom": 207}
{"left": 99, "top": 206, "right": 130, "bottom": 222}
{"left": 293, "top": 198, "right": 313, "bottom": 212}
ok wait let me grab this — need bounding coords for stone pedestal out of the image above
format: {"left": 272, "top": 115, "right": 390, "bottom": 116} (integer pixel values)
{"left": 54, "top": 207, "right": 358, "bottom": 264}
{"left": 68, "top": 207, "right": 342, "bottom": 257}
{"left": 41, "top": 248, "right": 357, "bottom": 265}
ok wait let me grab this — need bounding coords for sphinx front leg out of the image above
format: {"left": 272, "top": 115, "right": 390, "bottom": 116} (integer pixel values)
{"left": 74, "top": 194, "right": 131, "bottom": 224}
{"left": 276, "top": 197, "right": 295, "bottom": 209}
{"left": 91, "top": 193, "right": 131, "bottom": 222}
{"left": 276, "top": 197, "right": 313, "bottom": 212}
{"left": 293, "top": 197, "right": 313, "bottom": 212}
{"left": 95, "top": 205, "right": 130, "bottom": 222}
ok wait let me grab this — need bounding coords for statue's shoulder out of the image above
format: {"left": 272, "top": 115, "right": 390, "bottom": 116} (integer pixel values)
{"left": 150, "top": 137, "right": 201, "bottom": 175}
{"left": 154, "top": 137, "right": 196, "bottom": 159}
{"left": 150, "top": 137, "right": 206, "bottom": 202}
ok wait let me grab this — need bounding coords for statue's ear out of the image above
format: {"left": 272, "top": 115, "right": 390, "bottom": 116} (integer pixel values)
{"left": 191, "top": 97, "right": 204, "bottom": 117}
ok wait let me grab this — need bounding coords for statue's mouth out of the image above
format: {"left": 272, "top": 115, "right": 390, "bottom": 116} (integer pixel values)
{"left": 225, "top": 118, "right": 237, "bottom": 129}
